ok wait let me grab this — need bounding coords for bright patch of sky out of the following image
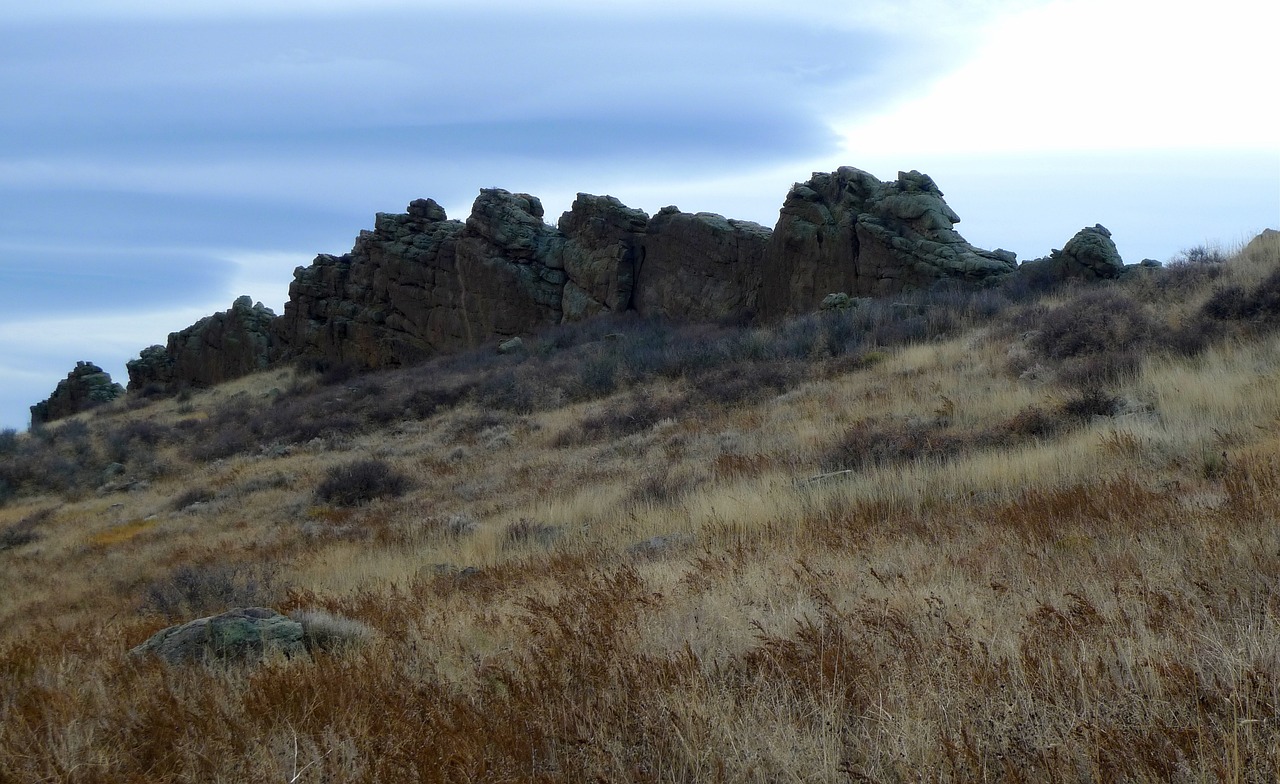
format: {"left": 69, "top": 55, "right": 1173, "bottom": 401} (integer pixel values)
{"left": 0, "top": 0, "right": 1275, "bottom": 430}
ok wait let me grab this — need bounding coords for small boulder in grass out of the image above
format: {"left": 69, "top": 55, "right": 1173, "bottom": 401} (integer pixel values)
{"left": 130, "top": 607, "right": 305, "bottom": 664}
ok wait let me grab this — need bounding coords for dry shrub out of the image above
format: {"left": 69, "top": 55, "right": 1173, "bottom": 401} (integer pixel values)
{"left": 1032, "top": 288, "right": 1156, "bottom": 362}
{"left": 1202, "top": 268, "right": 1280, "bottom": 323}
{"left": 823, "top": 417, "right": 970, "bottom": 471}
{"left": 290, "top": 608, "right": 376, "bottom": 654}
{"left": 503, "top": 518, "right": 561, "bottom": 548}
{"left": 139, "top": 561, "right": 287, "bottom": 620}
{"left": 315, "top": 458, "right": 411, "bottom": 507}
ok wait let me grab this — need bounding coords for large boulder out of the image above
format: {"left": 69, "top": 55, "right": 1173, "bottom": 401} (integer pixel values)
{"left": 1243, "top": 228, "right": 1280, "bottom": 260}
{"left": 1016, "top": 224, "right": 1124, "bottom": 284}
{"left": 129, "top": 607, "right": 305, "bottom": 664}
{"left": 759, "top": 168, "right": 1016, "bottom": 318}
{"left": 30, "top": 361, "right": 125, "bottom": 424}
{"left": 635, "top": 207, "right": 772, "bottom": 321}
{"left": 126, "top": 296, "right": 277, "bottom": 394}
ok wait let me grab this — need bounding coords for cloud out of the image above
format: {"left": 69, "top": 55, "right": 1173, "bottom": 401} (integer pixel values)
{"left": 838, "top": 0, "right": 1280, "bottom": 156}
{"left": 0, "top": 305, "right": 217, "bottom": 430}
{"left": 0, "top": 247, "right": 232, "bottom": 319}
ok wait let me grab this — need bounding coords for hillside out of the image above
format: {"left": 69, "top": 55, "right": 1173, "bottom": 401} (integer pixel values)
{"left": 1, "top": 231, "right": 1278, "bottom": 781}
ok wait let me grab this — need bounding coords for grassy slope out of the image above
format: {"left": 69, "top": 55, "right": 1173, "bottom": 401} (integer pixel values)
{"left": 1, "top": 237, "right": 1279, "bottom": 781}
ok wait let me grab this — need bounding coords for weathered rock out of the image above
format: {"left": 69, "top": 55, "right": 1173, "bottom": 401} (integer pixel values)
{"left": 497, "top": 336, "right": 525, "bottom": 354}
{"left": 556, "top": 193, "right": 649, "bottom": 319}
{"left": 1243, "top": 228, "right": 1280, "bottom": 259}
{"left": 130, "top": 607, "right": 305, "bottom": 664}
{"left": 1017, "top": 224, "right": 1124, "bottom": 283}
{"left": 30, "top": 361, "right": 125, "bottom": 424}
{"left": 635, "top": 208, "right": 772, "bottom": 321}
{"left": 760, "top": 168, "right": 1016, "bottom": 318}
{"left": 127, "top": 296, "right": 277, "bottom": 394}
{"left": 273, "top": 190, "right": 655, "bottom": 369}
{"left": 121, "top": 165, "right": 1104, "bottom": 385}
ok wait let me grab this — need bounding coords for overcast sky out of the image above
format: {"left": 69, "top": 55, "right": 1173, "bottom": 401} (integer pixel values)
{"left": 1, "top": 0, "right": 1277, "bottom": 430}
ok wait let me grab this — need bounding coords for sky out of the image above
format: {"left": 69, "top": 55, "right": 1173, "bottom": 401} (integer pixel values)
{"left": 1, "top": 0, "right": 1276, "bottom": 431}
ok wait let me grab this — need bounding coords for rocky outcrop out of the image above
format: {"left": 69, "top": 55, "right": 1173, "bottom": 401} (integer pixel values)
{"left": 113, "top": 165, "right": 1050, "bottom": 392}
{"left": 636, "top": 208, "right": 772, "bottom": 321}
{"left": 1244, "top": 228, "right": 1280, "bottom": 259}
{"left": 759, "top": 168, "right": 1017, "bottom": 318}
{"left": 1017, "top": 224, "right": 1124, "bottom": 282}
{"left": 126, "top": 296, "right": 277, "bottom": 393}
{"left": 30, "top": 362, "right": 124, "bottom": 424}
{"left": 130, "top": 607, "right": 305, "bottom": 664}
{"left": 274, "top": 191, "right": 659, "bottom": 368}
{"left": 556, "top": 193, "right": 648, "bottom": 319}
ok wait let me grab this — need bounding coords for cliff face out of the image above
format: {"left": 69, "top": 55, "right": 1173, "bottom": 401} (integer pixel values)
{"left": 759, "top": 168, "right": 1017, "bottom": 319}
{"left": 128, "top": 165, "right": 1025, "bottom": 385}
{"left": 126, "top": 296, "right": 277, "bottom": 394}
{"left": 271, "top": 188, "right": 785, "bottom": 367}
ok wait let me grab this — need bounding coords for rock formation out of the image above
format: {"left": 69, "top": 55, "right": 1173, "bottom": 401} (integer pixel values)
{"left": 127, "top": 296, "right": 277, "bottom": 394}
{"left": 759, "top": 168, "right": 1018, "bottom": 319}
{"left": 270, "top": 189, "right": 778, "bottom": 368}
{"left": 30, "top": 362, "right": 125, "bottom": 424}
{"left": 635, "top": 208, "right": 772, "bottom": 321}
{"left": 1017, "top": 224, "right": 1125, "bottom": 282}
{"left": 129, "top": 607, "right": 305, "bottom": 664}
{"left": 116, "top": 165, "right": 1036, "bottom": 394}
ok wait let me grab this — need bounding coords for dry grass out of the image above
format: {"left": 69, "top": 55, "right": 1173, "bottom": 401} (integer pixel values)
{"left": 1, "top": 242, "right": 1279, "bottom": 781}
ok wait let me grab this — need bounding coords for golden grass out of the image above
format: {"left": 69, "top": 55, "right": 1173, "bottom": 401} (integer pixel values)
{"left": 2, "top": 242, "right": 1279, "bottom": 780}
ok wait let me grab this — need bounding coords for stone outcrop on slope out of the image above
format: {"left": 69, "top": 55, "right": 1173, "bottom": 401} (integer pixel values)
{"left": 108, "top": 165, "right": 1031, "bottom": 394}
{"left": 129, "top": 607, "right": 305, "bottom": 665}
{"left": 29, "top": 361, "right": 125, "bottom": 424}
{"left": 271, "top": 190, "right": 774, "bottom": 368}
{"left": 760, "top": 167, "right": 1017, "bottom": 318}
{"left": 1016, "top": 224, "right": 1125, "bottom": 283}
{"left": 126, "top": 296, "right": 277, "bottom": 394}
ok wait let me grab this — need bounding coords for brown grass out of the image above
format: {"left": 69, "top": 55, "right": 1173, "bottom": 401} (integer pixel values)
{"left": 1, "top": 241, "right": 1279, "bottom": 781}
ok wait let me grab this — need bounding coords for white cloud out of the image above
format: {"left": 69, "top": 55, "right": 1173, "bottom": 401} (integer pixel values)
{"left": 0, "top": 305, "right": 219, "bottom": 430}
{"left": 838, "top": 0, "right": 1280, "bottom": 155}
{"left": 222, "top": 251, "right": 315, "bottom": 313}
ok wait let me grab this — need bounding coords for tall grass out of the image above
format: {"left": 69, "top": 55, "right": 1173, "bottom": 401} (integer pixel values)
{"left": 1, "top": 239, "right": 1278, "bottom": 780}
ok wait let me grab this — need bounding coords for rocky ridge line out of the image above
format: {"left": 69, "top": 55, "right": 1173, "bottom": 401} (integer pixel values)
{"left": 43, "top": 164, "right": 1134, "bottom": 403}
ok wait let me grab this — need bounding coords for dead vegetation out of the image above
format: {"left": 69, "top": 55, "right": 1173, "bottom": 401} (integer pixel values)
{"left": 1, "top": 237, "right": 1279, "bottom": 781}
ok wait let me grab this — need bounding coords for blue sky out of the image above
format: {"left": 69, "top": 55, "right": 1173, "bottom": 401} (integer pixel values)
{"left": 1, "top": 0, "right": 1277, "bottom": 430}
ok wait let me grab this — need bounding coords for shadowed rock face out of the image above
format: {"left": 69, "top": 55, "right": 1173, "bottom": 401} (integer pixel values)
{"left": 29, "top": 362, "right": 124, "bottom": 424}
{"left": 126, "top": 296, "right": 277, "bottom": 394}
{"left": 636, "top": 208, "right": 772, "bottom": 321}
{"left": 760, "top": 167, "right": 1017, "bottom": 319}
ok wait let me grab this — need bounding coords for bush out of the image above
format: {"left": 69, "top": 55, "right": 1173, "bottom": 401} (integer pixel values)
{"left": 1033, "top": 289, "right": 1156, "bottom": 361}
{"left": 103, "top": 419, "right": 171, "bottom": 464}
{"left": 0, "top": 510, "right": 51, "bottom": 550}
{"left": 139, "top": 562, "right": 286, "bottom": 620}
{"left": 0, "top": 429, "right": 17, "bottom": 456}
{"left": 1202, "top": 269, "right": 1280, "bottom": 324}
{"left": 1060, "top": 387, "right": 1122, "bottom": 419}
{"left": 822, "top": 418, "right": 969, "bottom": 472}
{"left": 315, "top": 458, "right": 412, "bottom": 507}
{"left": 290, "top": 608, "right": 375, "bottom": 654}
